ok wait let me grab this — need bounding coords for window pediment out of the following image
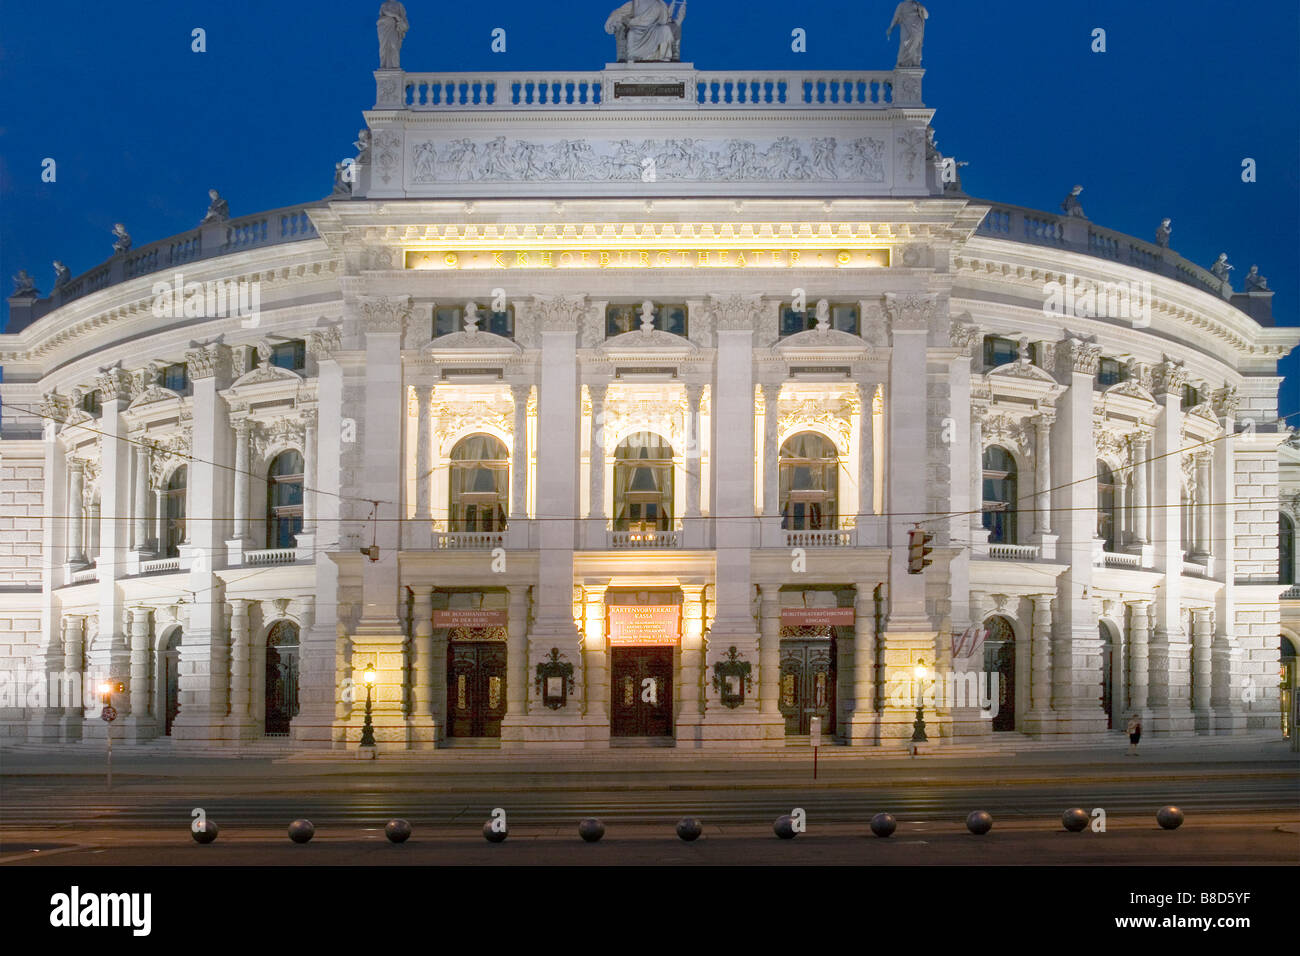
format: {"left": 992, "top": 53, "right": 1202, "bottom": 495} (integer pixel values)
{"left": 775, "top": 328, "right": 870, "bottom": 352}
{"left": 598, "top": 328, "right": 699, "bottom": 353}
{"left": 428, "top": 329, "right": 522, "bottom": 353}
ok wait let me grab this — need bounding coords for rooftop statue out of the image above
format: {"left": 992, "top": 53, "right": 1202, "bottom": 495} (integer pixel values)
{"left": 1155, "top": 217, "right": 1172, "bottom": 248}
{"left": 355, "top": 129, "right": 372, "bottom": 165}
{"left": 12, "top": 269, "right": 37, "bottom": 297}
{"left": 1060, "top": 185, "right": 1086, "bottom": 219}
{"left": 332, "top": 161, "right": 352, "bottom": 197}
{"left": 53, "top": 260, "right": 70, "bottom": 288}
{"left": 200, "top": 188, "right": 230, "bottom": 225}
{"left": 886, "top": 1, "right": 928, "bottom": 68}
{"left": 605, "top": 0, "right": 686, "bottom": 63}
{"left": 1211, "top": 253, "right": 1234, "bottom": 297}
{"left": 377, "top": 1, "right": 409, "bottom": 70}
{"left": 1244, "top": 265, "right": 1269, "bottom": 292}
{"left": 112, "top": 223, "right": 132, "bottom": 254}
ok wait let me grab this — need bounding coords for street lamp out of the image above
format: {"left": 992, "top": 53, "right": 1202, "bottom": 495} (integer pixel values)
{"left": 99, "top": 681, "right": 114, "bottom": 789}
{"left": 359, "top": 662, "right": 377, "bottom": 749}
{"left": 910, "top": 660, "right": 929, "bottom": 751}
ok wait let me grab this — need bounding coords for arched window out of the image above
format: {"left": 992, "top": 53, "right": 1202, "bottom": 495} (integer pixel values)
{"left": 982, "top": 446, "right": 1018, "bottom": 545}
{"left": 163, "top": 466, "right": 187, "bottom": 558}
{"left": 613, "top": 432, "right": 674, "bottom": 533}
{"left": 1281, "top": 514, "right": 1295, "bottom": 586}
{"left": 449, "top": 435, "right": 509, "bottom": 532}
{"left": 266, "top": 451, "right": 304, "bottom": 549}
{"left": 265, "top": 621, "right": 301, "bottom": 735}
{"left": 1097, "top": 461, "right": 1117, "bottom": 552}
{"left": 779, "top": 432, "right": 839, "bottom": 530}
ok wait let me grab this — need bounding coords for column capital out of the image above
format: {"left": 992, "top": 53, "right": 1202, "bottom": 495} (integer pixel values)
{"left": 883, "top": 292, "right": 938, "bottom": 333}
{"left": 1150, "top": 356, "right": 1191, "bottom": 397}
{"left": 950, "top": 317, "right": 982, "bottom": 356}
{"left": 1052, "top": 334, "right": 1101, "bottom": 382}
{"left": 356, "top": 294, "right": 413, "bottom": 335}
{"left": 531, "top": 294, "right": 588, "bottom": 333}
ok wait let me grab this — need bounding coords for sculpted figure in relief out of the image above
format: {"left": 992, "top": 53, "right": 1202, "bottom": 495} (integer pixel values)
{"left": 886, "top": 1, "right": 928, "bottom": 68}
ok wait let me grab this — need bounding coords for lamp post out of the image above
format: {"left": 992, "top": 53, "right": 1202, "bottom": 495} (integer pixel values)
{"left": 909, "top": 660, "right": 929, "bottom": 754}
{"left": 359, "top": 661, "right": 377, "bottom": 750}
{"left": 99, "top": 681, "right": 115, "bottom": 789}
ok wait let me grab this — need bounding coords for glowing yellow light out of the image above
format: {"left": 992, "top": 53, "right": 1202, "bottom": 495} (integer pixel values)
{"left": 914, "top": 661, "right": 929, "bottom": 681}
{"left": 363, "top": 664, "right": 377, "bottom": 687}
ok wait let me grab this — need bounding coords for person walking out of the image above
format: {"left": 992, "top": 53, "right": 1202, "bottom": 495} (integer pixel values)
{"left": 1126, "top": 713, "right": 1142, "bottom": 756}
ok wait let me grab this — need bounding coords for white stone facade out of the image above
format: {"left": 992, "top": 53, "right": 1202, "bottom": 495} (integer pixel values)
{"left": 2, "top": 56, "right": 1296, "bottom": 750}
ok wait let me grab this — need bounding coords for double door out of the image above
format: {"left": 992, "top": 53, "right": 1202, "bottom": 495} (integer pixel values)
{"left": 779, "top": 639, "right": 835, "bottom": 736}
{"left": 610, "top": 647, "right": 673, "bottom": 737}
{"left": 447, "top": 642, "right": 507, "bottom": 738}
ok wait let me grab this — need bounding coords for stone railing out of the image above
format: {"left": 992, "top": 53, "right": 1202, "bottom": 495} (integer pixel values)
{"left": 435, "top": 531, "right": 507, "bottom": 550}
{"left": 969, "top": 199, "right": 1269, "bottom": 321}
{"left": 609, "top": 529, "right": 681, "bottom": 549}
{"left": 783, "top": 529, "right": 854, "bottom": 548}
{"left": 68, "top": 565, "right": 99, "bottom": 584}
{"left": 1281, "top": 585, "right": 1300, "bottom": 601}
{"left": 139, "top": 557, "right": 181, "bottom": 575}
{"left": 394, "top": 68, "right": 912, "bottom": 112}
{"left": 7, "top": 201, "right": 325, "bottom": 332}
{"left": 245, "top": 547, "right": 298, "bottom": 566}
{"left": 982, "top": 543, "right": 1040, "bottom": 561}
{"left": 1101, "top": 551, "right": 1142, "bottom": 569}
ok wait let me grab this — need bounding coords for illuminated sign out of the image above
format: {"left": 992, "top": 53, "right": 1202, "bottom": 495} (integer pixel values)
{"left": 607, "top": 605, "right": 681, "bottom": 645}
{"left": 433, "top": 609, "right": 508, "bottom": 628}
{"left": 779, "top": 607, "right": 855, "bottom": 627}
{"left": 405, "top": 248, "right": 888, "bottom": 271}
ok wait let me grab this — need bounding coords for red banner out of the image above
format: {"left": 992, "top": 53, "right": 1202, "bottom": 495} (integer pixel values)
{"left": 779, "top": 607, "right": 855, "bottom": 627}
{"left": 433, "top": 609, "right": 508, "bottom": 628}
{"left": 608, "top": 605, "right": 680, "bottom": 645}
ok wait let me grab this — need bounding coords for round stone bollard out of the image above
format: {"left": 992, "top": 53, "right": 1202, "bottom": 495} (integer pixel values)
{"left": 676, "top": 817, "right": 703, "bottom": 842}
{"left": 483, "top": 821, "right": 508, "bottom": 843}
{"left": 578, "top": 818, "right": 606, "bottom": 843}
{"left": 773, "top": 815, "right": 797, "bottom": 839}
{"left": 191, "top": 820, "right": 219, "bottom": 845}
{"left": 869, "top": 812, "right": 897, "bottom": 838}
{"left": 385, "top": 819, "right": 412, "bottom": 843}
{"left": 1156, "top": 806, "right": 1185, "bottom": 830}
{"left": 1062, "top": 808, "right": 1089, "bottom": 832}
{"left": 965, "top": 810, "right": 994, "bottom": 835}
{"left": 288, "top": 819, "right": 315, "bottom": 844}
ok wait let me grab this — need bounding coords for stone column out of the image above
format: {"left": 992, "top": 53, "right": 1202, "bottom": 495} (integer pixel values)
{"left": 61, "top": 615, "right": 85, "bottom": 718}
{"left": 154, "top": 487, "right": 166, "bottom": 551}
{"left": 678, "top": 583, "right": 706, "bottom": 739}
{"left": 509, "top": 385, "right": 529, "bottom": 521}
{"left": 123, "top": 606, "right": 155, "bottom": 742}
{"left": 1114, "top": 471, "right": 1128, "bottom": 545}
{"left": 969, "top": 404, "right": 988, "bottom": 546}
{"left": 1028, "top": 594, "right": 1054, "bottom": 727}
{"left": 1150, "top": 361, "right": 1191, "bottom": 732}
{"left": 684, "top": 384, "right": 703, "bottom": 520}
{"left": 506, "top": 586, "right": 529, "bottom": 719}
{"left": 231, "top": 419, "right": 251, "bottom": 542}
{"left": 133, "top": 443, "right": 151, "bottom": 551}
{"left": 1129, "top": 433, "right": 1149, "bottom": 546}
{"left": 228, "top": 599, "right": 252, "bottom": 734}
{"left": 414, "top": 385, "right": 433, "bottom": 523}
{"left": 301, "top": 411, "right": 318, "bottom": 534}
{"left": 582, "top": 582, "right": 609, "bottom": 724}
{"left": 410, "top": 587, "right": 435, "bottom": 745}
{"left": 846, "top": 583, "right": 878, "bottom": 744}
{"left": 758, "top": 585, "right": 781, "bottom": 719}
{"left": 1033, "top": 414, "right": 1053, "bottom": 535}
{"left": 67, "top": 459, "right": 86, "bottom": 564}
{"left": 857, "top": 383, "right": 874, "bottom": 520}
{"left": 588, "top": 383, "right": 607, "bottom": 529}
{"left": 761, "top": 383, "right": 781, "bottom": 519}
{"left": 1192, "top": 452, "right": 1212, "bottom": 558}
{"left": 1191, "top": 607, "right": 1213, "bottom": 731}
{"left": 1126, "top": 600, "right": 1150, "bottom": 715}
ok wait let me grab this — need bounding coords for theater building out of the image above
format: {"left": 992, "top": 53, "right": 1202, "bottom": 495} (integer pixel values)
{"left": 1, "top": 20, "right": 1296, "bottom": 750}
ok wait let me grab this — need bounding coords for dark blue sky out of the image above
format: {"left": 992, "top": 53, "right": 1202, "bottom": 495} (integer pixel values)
{"left": 1, "top": 0, "right": 1296, "bottom": 403}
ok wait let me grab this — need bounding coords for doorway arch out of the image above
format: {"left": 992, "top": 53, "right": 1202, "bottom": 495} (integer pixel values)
{"left": 264, "top": 621, "right": 301, "bottom": 736}
{"left": 158, "top": 627, "right": 182, "bottom": 736}
{"left": 983, "top": 615, "right": 1016, "bottom": 731}
{"left": 1281, "top": 632, "right": 1298, "bottom": 739}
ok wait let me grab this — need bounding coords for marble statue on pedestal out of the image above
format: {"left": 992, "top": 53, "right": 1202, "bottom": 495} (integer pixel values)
{"left": 377, "top": 1, "right": 409, "bottom": 70}
{"left": 53, "top": 260, "right": 70, "bottom": 288}
{"left": 1211, "top": 253, "right": 1234, "bottom": 294}
{"left": 112, "top": 223, "right": 132, "bottom": 254}
{"left": 1060, "top": 185, "right": 1086, "bottom": 218}
{"left": 12, "top": 270, "right": 36, "bottom": 296}
{"left": 887, "top": 1, "right": 928, "bottom": 68}
{"left": 605, "top": 0, "right": 686, "bottom": 63}
{"left": 355, "top": 130, "right": 372, "bottom": 165}
{"left": 1244, "top": 265, "right": 1269, "bottom": 291}
{"left": 332, "top": 162, "right": 352, "bottom": 197}
{"left": 1155, "top": 217, "right": 1172, "bottom": 248}
{"left": 200, "top": 189, "right": 230, "bottom": 225}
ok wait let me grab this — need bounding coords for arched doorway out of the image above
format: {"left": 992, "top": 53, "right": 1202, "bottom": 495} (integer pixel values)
{"left": 1281, "top": 634, "right": 1297, "bottom": 739}
{"left": 1099, "top": 621, "right": 1120, "bottom": 729}
{"left": 779, "top": 432, "right": 839, "bottom": 530}
{"left": 613, "top": 432, "right": 675, "bottom": 534}
{"left": 983, "top": 615, "right": 1016, "bottom": 731}
{"left": 982, "top": 447, "right": 1018, "bottom": 544}
{"left": 1280, "top": 514, "right": 1294, "bottom": 586}
{"left": 160, "top": 628, "right": 182, "bottom": 735}
{"left": 264, "top": 621, "right": 300, "bottom": 735}
{"left": 779, "top": 626, "right": 837, "bottom": 736}
{"left": 449, "top": 435, "right": 509, "bottom": 531}
{"left": 266, "top": 450, "right": 304, "bottom": 548}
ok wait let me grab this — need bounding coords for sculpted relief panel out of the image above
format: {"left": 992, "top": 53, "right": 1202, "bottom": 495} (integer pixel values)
{"left": 408, "top": 135, "right": 887, "bottom": 185}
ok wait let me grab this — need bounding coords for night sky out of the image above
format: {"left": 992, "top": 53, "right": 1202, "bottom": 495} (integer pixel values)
{"left": 1, "top": 0, "right": 1295, "bottom": 405}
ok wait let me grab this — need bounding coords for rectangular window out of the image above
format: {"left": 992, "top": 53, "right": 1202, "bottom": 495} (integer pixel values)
{"left": 163, "top": 363, "right": 189, "bottom": 392}
{"left": 81, "top": 389, "right": 102, "bottom": 416}
{"left": 780, "top": 303, "right": 859, "bottom": 337}
{"left": 270, "top": 340, "right": 306, "bottom": 371}
{"left": 1096, "top": 357, "right": 1124, "bottom": 389}
{"left": 982, "top": 336, "right": 1018, "bottom": 369}
{"left": 486, "top": 307, "right": 514, "bottom": 338}
{"left": 780, "top": 306, "right": 815, "bottom": 337}
{"left": 434, "top": 307, "right": 463, "bottom": 338}
{"left": 605, "top": 303, "right": 688, "bottom": 338}
{"left": 1181, "top": 384, "right": 1200, "bottom": 410}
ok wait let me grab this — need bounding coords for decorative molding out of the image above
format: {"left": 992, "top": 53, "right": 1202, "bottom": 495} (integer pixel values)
{"left": 95, "top": 367, "right": 135, "bottom": 403}
{"left": 185, "top": 343, "right": 233, "bottom": 382}
{"left": 531, "top": 294, "right": 587, "bottom": 333}
{"left": 1150, "top": 355, "right": 1190, "bottom": 396}
{"left": 882, "top": 292, "right": 935, "bottom": 333}
{"left": 357, "top": 295, "right": 413, "bottom": 335}
{"left": 949, "top": 319, "right": 982, "bottom": 356}
{"left": 707, "top": 293, "right": 765, "bottom": 332}
{"left": 1210, "top": 385, "right": 1239, "bottom": 419}
{"left": 306, "top": 324, "right": 343, "bottom": 361}
{"left": 1053, "top": 332, "right": 1102, "bottom": 379}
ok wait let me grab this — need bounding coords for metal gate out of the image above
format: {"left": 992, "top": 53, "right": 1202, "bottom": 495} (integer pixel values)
{"left": 778, "top": 639, "right": 835, "bottom": 736}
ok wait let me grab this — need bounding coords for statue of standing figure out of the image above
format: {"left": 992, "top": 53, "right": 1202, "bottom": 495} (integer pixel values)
{"left": 112, "top": 223, "right": 132, "bottom": 254}
{"left": 53, "top": 260, "right": 71, "bottom": 288}
{"left": 1155, "top": 218, "right": 1172, "bottom": 248}
{"left": 605, "top": 0, "right": 686, "bottom": 63}
{"left": 377, "top": 1, "right": 409, "bottom": 70}
{"left": 887, "top": 1, "right": 929, "bottom": 68}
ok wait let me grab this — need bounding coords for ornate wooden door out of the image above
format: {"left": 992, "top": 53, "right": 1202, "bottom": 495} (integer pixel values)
{"left": 778, "top": 639, "right": 835, "bottom": 736}
{"left": 610, "top": 647, "right": 674, "bottom": 737}
{"left": 983, "top": 625, "right": 1016, "bottom": 732}
{"left": 447, "top": 643, "right": 507, "bottom": 737}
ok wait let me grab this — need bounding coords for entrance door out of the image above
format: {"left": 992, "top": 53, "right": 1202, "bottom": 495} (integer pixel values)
{"left": 983, "top": 617, "right": 1015, "bottom": 731}
{"left": 447, "top": 642, "right": 507, "bottom": 737}
{"left": 161, "top": 629, "right": 182, "bottom": 736}
{"left": 265, "top": 622, "right": 300, "bottom": 736}
{"left": 778, "top": 639, "right": 835, "bottom": 735}
{"left": 1099, "top": 623, "right": 1114, "bottom": 730}
{"left": 610, "top": 647, "right": 673, "bottom": 737}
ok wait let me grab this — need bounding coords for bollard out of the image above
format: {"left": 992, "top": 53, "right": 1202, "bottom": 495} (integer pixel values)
{"left": 483, "top": 820, "right": 508, "bottom": 843}
{"left": 1062, "top": 808, "right": 1089, "bottom": 832}
{"left": 773, "top": 815, "right": 797, "bottom": 839}
{"left": 385, "top": 819, "right": 412, "bottom": 843}
{"left": 1156, "top": 806, "right": 1184, "bottom": 830}
{"left": 191, "top": 820, "right": 219, "bottom": 845}
{"left": 676, "top": 817, "right": 703, "bottom": 842}
{"left": 869, "top": 812, "right": 897, "bottom": 838}
{"left": 578, "top": 818, "right": 605, "bottom": 843}
{"left": 965, "top": 810, "right": 993, "bottom": 835}
{"left": 288, "top": 819, "right": 315, "bottom": 844}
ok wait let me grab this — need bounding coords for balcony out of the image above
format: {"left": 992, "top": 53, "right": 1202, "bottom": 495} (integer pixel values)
{"left": 435, "top": 531, "right": 507, "bottom": 550}
{"left": 244, "top": 548, "right": 299, "bottom": 566}
{"left": 609, "top": 530, "right": 681, "bottom": 549}
{"left": 982, "top": 543, "right": 1041, "bottom": 561}
{"left": 139, "top": 557, "right": 181, "bottom": 575}
{"left": 1101, "top": 551, "right": 1142, "bottom": 570}
{"left": 783, "top": 529, "right": 853, "bottom": 548}
{"left": 1282, "top": 585, "right": 1300, "bottom": 600}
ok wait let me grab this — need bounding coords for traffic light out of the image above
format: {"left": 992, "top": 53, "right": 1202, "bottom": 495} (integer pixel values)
{"left": 907, "top": 528, "right": 934, "bottom": 574}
